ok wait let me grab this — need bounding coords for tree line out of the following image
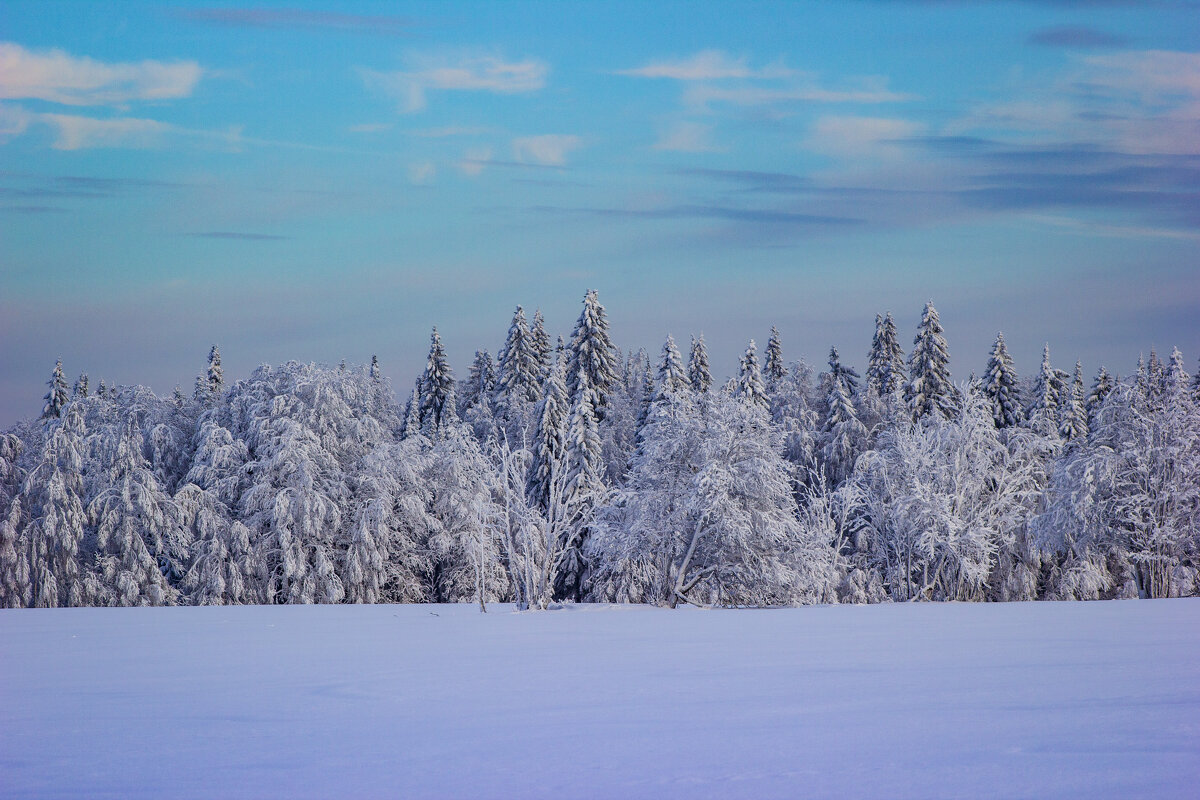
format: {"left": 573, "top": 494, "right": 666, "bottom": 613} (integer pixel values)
{"left": 2, "top": 290, "right": 1198, "bottom": 610}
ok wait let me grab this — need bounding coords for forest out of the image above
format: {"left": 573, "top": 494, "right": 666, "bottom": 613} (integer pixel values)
{"left": 2, "top": 290, "right": 1198, "bottom": 610}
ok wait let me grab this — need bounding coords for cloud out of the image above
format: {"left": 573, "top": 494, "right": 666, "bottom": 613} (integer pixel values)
{"left": 458, "top": 146, "right": 493, "bottom": 176}
{"left": 408, "top": 161, "right": 436, "bottom": 184}
{"left": 653, "top": 121, "right": 720, "bottom": 152}
{"left": 39, "top": 114, "right": 171, "bottom": 150}
{"left": 618, "top": 51, "right": 789, "bottom": 81}
{"left": 0, "top": 42, "right": 203, "bottom": 106}
{"left": 190, "top": 231, "right": 290, "bottom": 241}
{"left": 347, "top": 123, "right": 392, "bottom": 133}
{"left": 805, "top": 116, "right": 925, "bottom": 157}
{"left": 407, "top": 125, "right": 493, "bottom": 138}
{"left": 177, "top": 8, "right": 416, "bottom": 36}
{"left": 512, "top": 134, "right": 581, "bottom": 166}
{"left": 362, "top": 56, "right": 547, "bottom": 113}
{"left": 1028, "top": 26, "right": 1131, "bottom": 49}
{"left": 683, "top": 79, "right": 912, "bottom": 110}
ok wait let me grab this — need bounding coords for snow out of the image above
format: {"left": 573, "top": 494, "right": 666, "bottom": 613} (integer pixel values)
{"left": 2, "top": 600, "right": 1198, "bottom": 799}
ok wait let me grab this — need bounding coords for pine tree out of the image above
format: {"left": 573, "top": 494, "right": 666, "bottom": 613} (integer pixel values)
{"left": 735, "top": 340, "right": 769, "bottom": 409}
{"left": 207, "top": 346, "right": 223, "bottom": 400}
{"left": 402, "top": 384, "right": 420, "bottom": 439}
{"left": 1147, "top": 348, "right": 1164, "bottom": 407}
{"left": 866, "top": 312, "right": 905, "bottom": 396}
{"left": 657, "top": 335, "right": 690, "bottom": 398}
{"left": 825, "top": 346, "right": 860, "bottom": 397}
{"left": 558, "top": 379, "right": 605, "bottom": 600}
{"left": 172, "top": 386, "right": 186, "bottom": 408}
{"left": 821, "top": 367, "right": 867, "bottom": 485}
{"left": 527, "top": 352, "right": 570, "bottom": 511}
{"left": 903, "top": 301, "right": 954, "bottom": 420}
{"left": 418, "top": 327, "right": 456, "bottom": 436}
{"left": 981, "top": 332, "right": 1021, "bottom": 428}
{"left": 96, "top": 378, "right": 108, "bottom": 398}
{"left": 461, "top": 350, "right": 496, "bottom": 412}
{"left": 73, "top": 373, "right": 89, "bottom": 398}
{"left": 765, "top": 327, "right": 785, "bottom": 384}
{"left": 688, "top": 334, "right": 712, "bottom": 393}
{"left": 369, "top": 355, "right": 381, "bottom": 382}
{"left": 1086, "top": 366, "right": 1113, "bottom": 421}
{"left": 565, "top": 290, "right": 619, "bottom": 416}
{"left": 1059, "top": 361, "right": 1089, "bottom": 443}
{"left": 497, "top": 306, "right": 541, "bottom": 405}
{"left": 531, "top": 309, "right": 552, "bottom": 383}
{"left": 1165, "top": 346, "right": 1189, "bottom": 395}
{"left": 1027, "top": 344, "right": 1059, "bottom": 428}
{"left": 42, "top": 360, "right": 69, "bottom": 421}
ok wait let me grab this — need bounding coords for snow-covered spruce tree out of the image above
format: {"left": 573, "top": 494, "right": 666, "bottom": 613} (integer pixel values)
{"left": 531, "top": 309, "right": 552, "bottom": 383}
{"left": 73, "top": 373, "right": 89, "bottom": 399}
{"left": 1191, "top": 354, "right": 1200, "bottom": 404}
{"left": 527, "top": 350, "right": 570, "bottom": 512}
{"left": 565, "top": 289, "right": 619, "bottom": 417}
{"left": 1026, "top": 344, "right": 1060, "bottom": 435}
{"left": 42, "top": 360, "right": 69, "bottom": 421}
{"left": 401, "top": 384, "right": 420, "bottom": 439}
{"left": 689, "top": 334, "right": 713, "bottom": 394}
{"left": 496, "top": 306, "right": 541, "bottom": 407}
{"left": 1037, "top": 377, "right": 1200, "bottom": 599}
{"left": 634, "top": 359, "right": 655, "bottom": 431}
{"left": 981, "top": 332, "right": 1021, "bottom": 428}
{"left": 851, "top": 390, "right": 1046, "bottom": 601}
{"left": 1059, "top": 362, "right": 1089, "bottom": 443}
{"left": 1165, "top": 346, "right": 1189, "bottom": 395}
{"left": 460, "top": 350, "right": 496, "bottom": 413}
{"left": 0, "top": 496, "right": 27, "bottom": 608}
{"left": 657, "top": 335, "right": 690, "bottom": 399}
{"left": 369, "top": 354, "right": 381, "bottom": 383}
{"left": 1086, "top": 366, "right": 1114, "bottom": 424}
{"left": 418, "top": 327, "right": 457, "bottom": 438}
{"left": 903, "top": 302, "right": 955, "bottom": 421}
{"left": 556, "top": 378, "right": 607, "bottom": 601}
{"left": 820, "top": 363, "right": 868, "bottom": 486}
{"left": 866, "top": 312, "right": 905, "bottom": 397}
{"left": 735, "top": 340, "right": 769, "bottom": 410}
{"left": 19, "top": 405, "right": 88, "bottom": 606}
{"left": 207, "top": 346, "right": 223, "bottom": 401}
{"left": 770, "top": 361, "right": 820, "bottom": 479}
{"left": 764, "top": 327, "right": 785, "bottom": 386}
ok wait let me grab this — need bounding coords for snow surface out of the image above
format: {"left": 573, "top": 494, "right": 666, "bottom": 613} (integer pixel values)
{"left": 2, "top": 600, "right": 1198, "bottom": 799}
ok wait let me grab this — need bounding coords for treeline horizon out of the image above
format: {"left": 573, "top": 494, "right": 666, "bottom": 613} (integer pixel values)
{"left": 2, "top": 290, "right": 1198, "bottom": 610}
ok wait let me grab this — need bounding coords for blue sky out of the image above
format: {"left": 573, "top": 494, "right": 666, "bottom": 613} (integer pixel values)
{"left": 1, "top": 0, "right": 1198, "bottom": 422}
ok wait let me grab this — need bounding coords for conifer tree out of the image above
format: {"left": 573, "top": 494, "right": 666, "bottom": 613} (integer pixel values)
{"left": 903, "top": 301, "right": 954, "bottom": 420}
{"left": 1165, "top": 346, "right": 1189, "bottom": 394}
{"left": 528, "top": 352, "right": 570, "bottom": 511}
{"left": 418, "top": 327, "right": 456, "bottom": 436}
{"left": 97, "top": 378, "right": 108, "bottom": 398}
{"left": 42, "top": 360, "right": 69, "bottom": 421}
{"left": 866, "top": 312, "right": 905, "bottom": 396}
{"left": 688, "top": 334, "right": 712, "bottom": 393}
{"left": 1086, "top": 366, "right": 1113, "bottom": 421}
{"left": 370, "top": 355, "right": 381, "bottom": 382}
{"left": 1191, "top": 355, "right": 1200, "bottom": 404}
{"left": 765, "top": 327, "right": 785, "bottom": 384}
{"left": 207, "top": 346, "right": 223, "bottom": 400}
{"left": 402, "top": 385, "right": 421, "bottom": 439}
{"left": 461, "top": 350, "right": 496, "bottom": 412}
{"left": 735, "top": 340, "right": 769, "bottom": 409}
{"left": 73, "top": 373, "right": 89, "bottom": 398}
{"left": 565, "top": 290, "right": 619, "bottom": 416}
{"left": 657, "top": 335, "right": 690, "bottom": 398}
{"left": 531, "top": 309, "right": 552, "bottom": 382}
{"left": 497, "top": 306, "right": 540, "bottom": 405}
{"left": 1027, "top": 344, "right": 1059, "bottom": 427}
{"left": 825, "top": 347, "right": 860, "bottom": 397}
{"left": 1059, "top": 361, "right": 1089, "bottom": 443}
{"left": 558, "top": 379, "right": 605, "bottom": 600}
{"left": 981, "top": 332, "right": 1021, "bottom": 428}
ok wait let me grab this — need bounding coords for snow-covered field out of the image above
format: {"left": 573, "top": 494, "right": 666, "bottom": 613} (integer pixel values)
{"left": 2, "top": 600, "right": 1198, "bottom": 799}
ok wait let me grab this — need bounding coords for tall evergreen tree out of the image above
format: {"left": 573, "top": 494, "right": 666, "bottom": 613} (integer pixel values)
{"left": 657, "top": 335, "right": 690, "bottom": 398}
{"left": 73, "top": 373, "right": 89, "bottom": 399}
{"left": 903, "top": 301, "right": 954, "bottom": 420}
{"left": 735, "top": 340, "right": 769, "bottom": 409}
{"left": 558, "top": 379, "right": 605, "bottom": 600}
{"left": 764, "top": 327, "right": 785, "bottom": 384}
{"left": 825, "top": 346, "right": 860, "bottom": 396}
{"left": 688, "top": 334, "right": 712, "bottom": 394}
{"left": 565, "top": 290, "right": 619, "bottom": 416}
{"left": 1165, "top": 346, "right": 1189, "bottom": 395}
{"left": 369, "top": 355, "right": 381, "bottom": 383}
{"left": 981, "top": 332, "right": 1021, "bottom": 428}
{"left": 527, "top": 352, "right": 570, "bottom": 511}
{"left": 42, "top": 360, "right": 69, "bottom": 421}
{"left": 1191, "top": 355, "right": 1200, "bottom": 404}
{"left": 1059, "top": 361, "right": 1089, "bottom": 443}
{"left": 497, "top": 306, "right": 541, "bottom": 405}
{"left": 207, "top": 346, "right": 223, "bottom": 400}
{"left": 460, "top": 350, "right": 496, "bottom": 412}
{"left": 1027, "top": 344, "right": 1059, "bottom": 427}
{"left": 531, "top": 309, "right": 552, "bottom": 383}
{"left": 866, "top": 312, "right": 905, "bottom": 396}
{"left": 1086, "top": 366, "right": 1113, "bottom": 421}
{"left": 418, "top": 328, "right": 456, "bottom": 436}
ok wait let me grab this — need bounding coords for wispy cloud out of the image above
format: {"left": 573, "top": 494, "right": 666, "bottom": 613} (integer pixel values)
{"left": 1028, "top": 26, "right": 1131, "bottom": 49}
{"left": 177, "top": 8, "right": 416, "bottom": 36}
{"left": 0, "top": 42, "right": 202, "bottom": 106}
{"left": 804, "top": 116, "right": 925, "bottom": 157}
{"left": 362, "top": 55, "right": 547, "bottom": 113}
{"left": 511, "top": 134, "right": 581, "bottom": 166}
{"left": 654, "top": 121, "right": 720, "bottom": 152}
{"left": 408, "top": 161, "right": 436, "bottom": 184}
{"left": 347, "top": 122, "right": 392, "bottom": 133}
{"left": 684, "top": 79, "right": 912, "bottom": 110}
{"left": 618, "top": 50, "right": 790, "bottom": 81}
{"left": 40, "top": 113, "right": 171, "bottom": 150}
{"left": 458, "top": 146, "right": 493, "bottom": 176}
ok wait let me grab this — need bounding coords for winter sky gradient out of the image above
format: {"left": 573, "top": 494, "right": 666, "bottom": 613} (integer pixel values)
{"left": 1, "top": 0, "right": 1198, "bottom": 423}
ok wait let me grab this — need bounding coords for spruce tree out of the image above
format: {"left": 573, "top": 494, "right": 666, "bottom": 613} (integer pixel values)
{"left": 531, "top": 309, "right": 552, "bottom": 383}
{"left": 903, "top": 301, "right": 954, "bottom": 420}
{"left": 418, "top": 328, "right": 456, "bottom": 436}
{"left": 527, "top": 352, "right": 569, "bottom": 511}
{"left": 866, "top": 312, "right": 905, "bottom": 396}
{"left": 1027, "top": 344, "right": 1059, "bottom": 426}
{"left": 1086, "top": 366, "right": 1113, "bottom": 420}
{"left": 1059, "top": 361, "right": 1088, "bottom": 443}
{"left": 1165, "top": 346, "right": 1189, "bottom": 394}
{"left": 688, "top": 334, "right": 712, "bottom": 394}
{"left": 207, "top": 346, "right": 223, "bottom": 400}
{"left": 1191, "top": 355, "right": 1200, "bottom": 404}
{"left": 657, "top": 335, "right": 690, "bottom": 398}
{"left": 764, "top": 327, "right": 785, "bottom": 384}
{"left": 735, "top": 340, "right": 769, "bottom": 409}
{"left": 42, "top": 361, "right": 69, "bottom": 421}
{"left": 558, "top": 379, "right": 605, "bottom": 601}
{"left": 461, "top": 350, "right": 496, "bottom": 412}
{"left": 981, "top": 332, "right": 1021, "bottom": 428}
{"left": 565, "top": 290, "right": 619, "bottom": 416}
{"left": 369, "top": 355, "right": 381, "bottom": 383}
{"left": 73, "top": 373, "right": 89, "bottom": 398}
{"left": 826, "top": 346, "right": 860, "bottom": 397}
{"left": 497, "top": 306, "right": 540, "bottom": 405}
